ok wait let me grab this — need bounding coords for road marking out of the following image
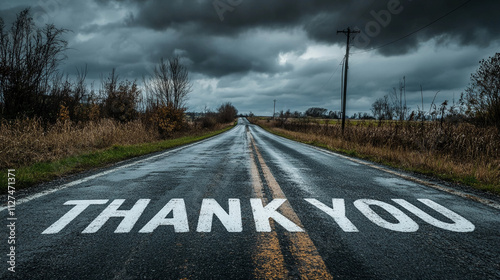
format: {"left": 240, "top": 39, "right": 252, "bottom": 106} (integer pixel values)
{"left": 41, "top": 198, "right": 477, "bottom": 234}
{"left": 393, "top": 199, "right": 475, "bottom": 232}
{"left": 0, "top": 134, "right": 226, "bottom": 212}
{"left": 248, "top": 130, "right": 333, "bottom": 280}
{"left": 196, "top": 198, "right": 242, "bottom": 232}
{"left": 354, "top": 199, "right": 419, "bottom": 232}
{"left": 83, "top": 199, "right": 150, "bottom": 233}
{"left": 41, "top": 200, "right": 109, "bottom": 234}
{"left": 139, "top": 199, "right": 189, "bottom": 233}
{"left": 304, "top": 199, "right": 359, "bottom": 232}
{"left": 251, "top": 198, "right": 303, "bottom": 232}
{"left": 253, "top": 230, "right": 289, "bottom": 279}
{"left": 248, "top": 131, "right": 289, "bottom": 278}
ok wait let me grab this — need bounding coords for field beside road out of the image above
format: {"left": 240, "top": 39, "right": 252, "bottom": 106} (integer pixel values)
{"left": 250, "top": 117, "right": 500, "bottom": 195}
{"left": 0, "top": 118, "right": 235, "bottom": 190}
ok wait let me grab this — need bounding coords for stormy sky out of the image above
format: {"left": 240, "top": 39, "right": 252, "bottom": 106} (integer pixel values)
{"left": 1, "top": 0, "right": 499, "bottom": 116}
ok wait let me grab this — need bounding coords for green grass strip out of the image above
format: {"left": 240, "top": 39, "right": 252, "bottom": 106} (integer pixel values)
{"left": 1, "top": 125, "right": 234, "bottom": 190}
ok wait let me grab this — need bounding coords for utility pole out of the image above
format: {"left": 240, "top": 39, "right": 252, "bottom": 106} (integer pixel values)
{"left": 273, "top": 99, "right": 276, "bottom": 119}
{"left": 337, "top": 27, "right": 360, "bottom": 134}
{"left": 403, "top": 76, "right": 406, "bottom": 120}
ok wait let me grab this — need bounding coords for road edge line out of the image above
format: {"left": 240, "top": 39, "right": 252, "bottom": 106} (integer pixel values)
{"left": 254, "top": 124, "right": 500, "bottom": 211}
{"left": 0, "top": 128, "right": 232, "bottom": 212}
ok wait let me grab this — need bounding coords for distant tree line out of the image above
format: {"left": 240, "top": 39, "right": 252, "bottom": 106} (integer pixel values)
{"left": 370, "top": 54, "right": 499, "bottom": 131}
{"left": 270, "top": 53, "right": 499, "bottom": 132}
{"left": 272, "top": 108, "right": 373, "bottom": 120}
{"left": 0, "top": 9, "right": 238, "bottom": 136}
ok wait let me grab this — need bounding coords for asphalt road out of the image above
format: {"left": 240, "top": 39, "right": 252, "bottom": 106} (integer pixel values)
{"left": 2, "top": 118, "right": 499, "bottom": 279}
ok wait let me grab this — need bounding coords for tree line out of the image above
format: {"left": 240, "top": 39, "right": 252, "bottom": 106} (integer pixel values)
{"left": 370, "top": 54, "right": 499, "bottom": 132}
{"left": 0, "top": 9, "right": 238, "bottom": 136}
{"left": 272, "top": 53, "right": 499, "bottom": 132}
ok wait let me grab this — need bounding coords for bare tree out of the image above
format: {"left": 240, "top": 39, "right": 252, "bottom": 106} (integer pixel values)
{"left": 144, "top": 56, "right": 192, "bottom": 110}
{"left": 169, "top": 56, "right": 191, "bottom": 110}
{"left": 371, "top": 95, "right": 393, "bottom": 120}
{"left": 0, "top": 8, "right": 68, "bottom": 119}
{"left": 144, "top": 58, "right": 171, "bottom": 108}
{"left": 460, "top": 53, "right": 500, "bottom": 130}
{"left": 371, "top": 98, "right": 383, "bottom": 120}
{"left": 389, "top": 78, "right": 409, "bottom": 121}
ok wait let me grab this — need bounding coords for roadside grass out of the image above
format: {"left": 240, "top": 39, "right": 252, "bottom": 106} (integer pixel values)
{"left": 1, "top": 124, "right": 234, "bottom": 190}
{"left": 252, "top": 119, "right": 500, "bottom": 196}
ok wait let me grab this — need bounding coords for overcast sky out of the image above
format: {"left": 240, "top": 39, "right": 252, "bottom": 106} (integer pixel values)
{"left": 1, "top": 0, "right": 499, "bottom": 116}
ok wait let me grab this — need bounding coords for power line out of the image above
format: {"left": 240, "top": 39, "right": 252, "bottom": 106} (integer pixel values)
{"left": 318, "top": 56, "right": 345, "bottom": 94}
{"left": 352, "top": 0, "right": 473, "bottom": 54}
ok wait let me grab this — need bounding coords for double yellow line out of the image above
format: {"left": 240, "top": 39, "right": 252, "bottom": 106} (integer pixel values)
{"left": 248, "top": 129, "right": 333, "bottom": 279}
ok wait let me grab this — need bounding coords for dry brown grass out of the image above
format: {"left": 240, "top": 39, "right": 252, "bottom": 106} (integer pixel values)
{"left": 0, "top": 115, "right": 236, "bottom": 171}
{"left": 0, "top": 118, "right": 159, "bottom": 170}
{"left": 253, "top": 119, "right": 500, "bottom": 194}
{"left": 0, "top": 118, "right": 235, "bottom": 171}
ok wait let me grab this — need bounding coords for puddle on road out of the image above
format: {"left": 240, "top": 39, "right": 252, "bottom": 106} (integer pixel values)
{"left": 373, "top": 177, "right": 419, "bottom": 189}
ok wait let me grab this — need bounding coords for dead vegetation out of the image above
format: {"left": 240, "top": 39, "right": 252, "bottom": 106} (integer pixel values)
{"left": 0, "top": 119, "right": 153, "bottom": 169}
{"left": 0, "top": 118, "right": 232, "bottom": 171}
{"left": 251, "top": 118, "right": 500, "bottom": 194}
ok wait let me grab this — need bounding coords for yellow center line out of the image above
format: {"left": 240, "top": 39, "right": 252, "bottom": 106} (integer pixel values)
{"left": 249, "top": 131, "right": 289, "bottom": 279}
{"left": 248, "top": 129, "right": 333, "bottom": 280}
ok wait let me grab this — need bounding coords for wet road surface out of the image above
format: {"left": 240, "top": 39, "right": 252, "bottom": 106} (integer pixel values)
{"left": 2, "top": 118, "right": 499, "bottom": 279}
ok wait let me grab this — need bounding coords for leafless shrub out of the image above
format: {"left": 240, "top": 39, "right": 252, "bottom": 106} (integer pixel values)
{"left": 102, "top": 69, "right": 141, "bottom": 122}
{"left": 217, "top": 102, "right": 238, "bottom": 123}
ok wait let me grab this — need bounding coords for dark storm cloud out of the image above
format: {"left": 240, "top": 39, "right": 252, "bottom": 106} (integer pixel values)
{"left": 1, "top": 0, "right": 498, "bottom": 115}
{"left": 20, "top": 0, "right": 495, "bottom": 80}
{"left": 130, "top": 0, "right": 336, "bottom": 35}
{"left": 126, "top": 0, "right": 500, "bottom": 56}
{"left": 133, "top": 26, "right": 306, "bottom": 77}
